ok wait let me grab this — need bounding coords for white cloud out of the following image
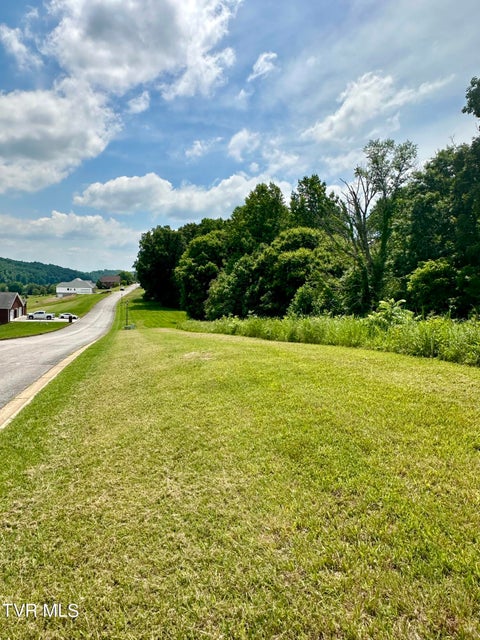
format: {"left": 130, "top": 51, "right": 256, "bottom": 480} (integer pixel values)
{"left": 44, "top": 0, "right": 241, "bottom": 97}
{"left": 0, "top": 211, "right": 140, "bottom": 270}
{"left": 261, "top": 146, "right": 301, "bottom": 177}
{"left": 228, "top": 129, "right": 260, "bottom": 162}
{"left": 160, "top": 47, "right": 236, "bottom": 100}
{"left": 235, "top": 88, "right": 252, "bottom": 108}
{"left": 127, "top": 91, "right": 150, "bottom": 114}
{"left": 74, "top": 171, "right": 293, "bottom": 221}
{"left": 0, "top": 79, "right": 120, "bottom": 193}
{"left": 248, "top": 52, "right": 278, "bottom": 82}
{"left": 185, "top": 137, "right": 222, "bottom": 159}
{"left": 303, "top": 72, "right": 453, "bottom": 143}
{"left": 321, "top": 149, "right": 365, "bottom": 176}
{"left": 0, "top": 210, "right": 134, "bottom": 244}
{"left": 226, "top": 130, "right": 304, "bottom": 178}
{"left": 0, "top": 24, "right": 43, "bottom": 70}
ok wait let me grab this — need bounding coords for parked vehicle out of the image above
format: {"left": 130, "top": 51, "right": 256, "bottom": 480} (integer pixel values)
{"left": 59, "top": 312, "right": 78, "bottom": 320}
{"left": 28, "top": 310, "right": 55, "bottom": 320}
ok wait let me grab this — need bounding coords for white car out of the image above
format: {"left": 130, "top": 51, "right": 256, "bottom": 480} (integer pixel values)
{"left": 28, "top": 310, "right": 55, "bottom": 320}
{"left": 59, "top": 312, "right": 79, "bottom": 320}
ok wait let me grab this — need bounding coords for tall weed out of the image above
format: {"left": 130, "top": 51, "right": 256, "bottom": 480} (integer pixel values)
{"left": 181, "top": 314, "right": 480, "bottom": 367}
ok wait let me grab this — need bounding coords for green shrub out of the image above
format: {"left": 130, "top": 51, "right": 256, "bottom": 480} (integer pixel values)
{"left": 181, "top": 312, "right": 480, "bottom": 367}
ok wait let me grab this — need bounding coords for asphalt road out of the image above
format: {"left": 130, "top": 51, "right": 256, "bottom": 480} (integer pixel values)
{"left": 0, "top": 285, "right": 138, "bottom": 410}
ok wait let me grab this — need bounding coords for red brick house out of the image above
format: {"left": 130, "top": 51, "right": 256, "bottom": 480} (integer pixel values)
{"left": 0, "top": 292, "right": 27, "bottom": 324}
{"left": 99, "top": 275, "right": 121, "bottom": 288}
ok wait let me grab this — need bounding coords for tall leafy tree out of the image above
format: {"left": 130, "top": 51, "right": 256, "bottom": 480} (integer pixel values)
{"left": 403, "top": 147, "right": 457, "bottom": 270}
{"left": 178, "top": 217, "right": 226, "bottom": 246}
{"left": 205, "top": 253, "right": 257, "bottom": 320}
{"left": 174, "top": 230, "right": 227, "bottom": 319}
{"left": 320, "top": 139, "right": 417, "bottom": 311}
{"left": 462, "top": 76, "right": 480, "bottom": 122}
{"left": 134, "top": 226, "right": 185, "bottom": 305}
{"left": 289, "top": 175, "right": 341, "bottom": 229}
{"left": 228, "top": 183, "right": 289, "bottom": 261}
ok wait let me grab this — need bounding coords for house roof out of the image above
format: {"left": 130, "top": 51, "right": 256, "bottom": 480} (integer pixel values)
{"left": 56, "top": 278, "right": 96, "bottom": 288}
{"left": 0, "top": 292, "right": 25, "bottom": 310}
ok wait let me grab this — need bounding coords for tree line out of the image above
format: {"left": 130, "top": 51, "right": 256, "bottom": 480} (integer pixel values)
{"left": 135, "top": 78, "right": 480, "bottom": 320}
{"left": 0, "top": 257, "right": 134, "bottom": 296}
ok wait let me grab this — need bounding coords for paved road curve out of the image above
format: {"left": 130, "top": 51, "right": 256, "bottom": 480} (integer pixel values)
{"left": 0, "top": 285, "right": 138, "bottom": 410}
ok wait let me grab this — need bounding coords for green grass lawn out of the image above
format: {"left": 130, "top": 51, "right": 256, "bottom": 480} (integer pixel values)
{"left": 0, "top": 292, "right": 111, "bottom": 340}
{"left": 0, "top": 321, "right": 65, "bottom": 340}
{"left": 0, "top": 293, "right": 479, "bottom": 638}
{"left": 28, "top": 291, "right": 110, "bottom": 316}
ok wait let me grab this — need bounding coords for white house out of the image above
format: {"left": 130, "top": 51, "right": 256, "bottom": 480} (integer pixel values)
{"left": 56, "top": 278, "right": 96, "bottom": 297}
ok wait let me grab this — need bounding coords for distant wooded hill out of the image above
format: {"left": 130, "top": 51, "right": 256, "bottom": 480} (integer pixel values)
{"left": 0, "top": 256, "right": 119, "bottom": 287}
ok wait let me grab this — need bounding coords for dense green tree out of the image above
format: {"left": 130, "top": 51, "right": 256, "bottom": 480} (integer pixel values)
{"left": 133, "top": 79, "right": 480, "bottom": 319}
{"left": 134, "top": 226, "right": 185, "bottom": 305}
{"left": 8, "top": 281, "right": 24, "bottom": 294}
{"left": 245, "top": 227, "right": 345, "bottom": 318}
{"left": 410, "top": 151, "right": 456, "bottom": 264}
{"left": 387, "top": 137, "right": 479, "bottom": 314}
{"left": 205, "top": 253, "right": 257, "bottom": 320}
{"left": 456, "top": 266, "right": 480, "bottom": 315}
{"left": 328, "top": 139, "right": 417, "bottom": 311}
{"left": 228, "top": 183, "right": 289, "bottom": 261}
{"left": 118, "top": 270, "right": 135, "bottom": 285}
{"left": 451, "top": 138, "right": 480, "bottom": 267}
{"left": 289, "top": 175, "right": 341, "bottom": 229}
{"left": 462, "top": 76, "right": 480, "bottom": 121}
{"left": 178, "top": 217, "right": 226, "bottom": 246}
{"left": 0, "top": 257, "right": 90, "bottom": 287}
{"left": 391, "top": 147, "right": 458, "bottom": 282}
{"left": 407, "top": 259, "right": 458, "bottom": 314}
{"left": 175, "top": 230, "right": 227, "bottom": 319}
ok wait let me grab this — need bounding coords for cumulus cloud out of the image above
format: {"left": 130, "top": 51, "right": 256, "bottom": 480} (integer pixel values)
{"left": 0, "top": 79, "right": 120, "bottom": 193}
{"left": 226, "top": 130, "right": 304, "bottom": 178}
{"left": 0, "top": 1, "right": 242, "bottom": 194}
{"left": 0, "top": 24, "right": 43, "bottom": 70}
{"left": 303, "top": 72, "right": 453, "bottom": 142}
{"left": 185, "top": 137, "right": 222, "bottom": 159}
{"left": 248, "top": 52, "right": 278, "bottom": 82}
{"left": 127, "top": 91, "right": 150, "bottom": 114}
{"left": 228, "top": 129, "right": 260, "bottom": 162}
{"left": 0, "top": 210, "right": 134, "bottom": 243}
{"left": 160, "top": 47, "right": 235, "bottom": 100}
{"left": 0, "top": 211, "right": 140, "bottom": 270}
{"left": 74, "top": 171, "right": 293, "bottom": 220}
{"left": 44, "top": 0, "right": 241, "bottom": 97}
{"left": 261, "top": 146, "right": 301, "bottom": 176}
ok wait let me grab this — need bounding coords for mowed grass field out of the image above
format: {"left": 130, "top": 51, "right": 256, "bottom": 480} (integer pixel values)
{"left": 0, "top": 292, "right": 479, "bottom": 638}
{"left": 0, "top": 292, "right": 111, "bottom": 340}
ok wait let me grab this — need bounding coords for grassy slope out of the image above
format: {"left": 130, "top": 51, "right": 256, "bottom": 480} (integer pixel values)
{"left": 0, "top": 294, "right": 479, "bottom": 638}
{"left": 0, "top": 321, "right": 64, "bottom": 340}
{"left": 0, "top": 292, "right": 111, "bottom": 340}
{"left": 27, "top": 291, "right": 110, "bottom": 316}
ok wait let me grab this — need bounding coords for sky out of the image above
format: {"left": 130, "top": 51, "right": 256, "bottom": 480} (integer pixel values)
{"left": 0, "top": 0, "right": 478, "bottom": 273}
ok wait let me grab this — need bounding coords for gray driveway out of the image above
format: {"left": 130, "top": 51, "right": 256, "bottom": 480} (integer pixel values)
{"left": 0, "top": 285, "right": 138, "bottom": 410}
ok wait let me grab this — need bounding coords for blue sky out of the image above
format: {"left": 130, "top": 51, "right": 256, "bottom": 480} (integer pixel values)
{"left": 0, "top": 0, "right": 478, "bottom": 272}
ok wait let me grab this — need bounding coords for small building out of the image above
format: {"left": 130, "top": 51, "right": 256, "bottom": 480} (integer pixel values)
{"left": 99, "top": 274, "right": 121, "bottom": 288}
{"left": 0, "top": 292, "right": 27, "bottom": 324}
{"left": 56, "top": 278, "right": 96, "bottom": 298}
